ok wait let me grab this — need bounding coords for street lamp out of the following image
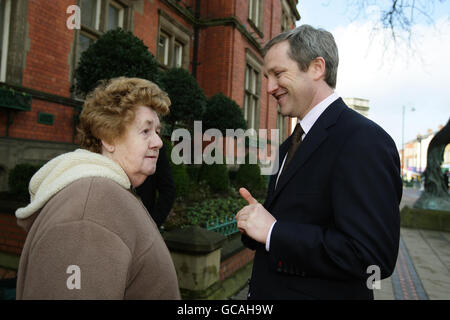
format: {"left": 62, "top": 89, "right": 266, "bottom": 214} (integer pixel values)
{"left": 401, "top": 105, "right": 416, "bottom": 178}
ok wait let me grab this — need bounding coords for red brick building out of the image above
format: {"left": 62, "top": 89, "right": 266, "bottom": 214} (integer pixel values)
{"left": 0, "top": 0, "right": 300, "bottom": 191}
{"left": 0, "top": 0, "right": 301, "bottom": 289}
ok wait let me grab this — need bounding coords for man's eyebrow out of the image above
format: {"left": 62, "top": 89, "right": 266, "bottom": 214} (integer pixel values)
{"left": 264, "top": 66, "right": 276, "bottom": 77}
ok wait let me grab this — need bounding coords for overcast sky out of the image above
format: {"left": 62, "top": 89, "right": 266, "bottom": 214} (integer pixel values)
{"left": 295, "top": 0, "right": 450, "bottom": 149}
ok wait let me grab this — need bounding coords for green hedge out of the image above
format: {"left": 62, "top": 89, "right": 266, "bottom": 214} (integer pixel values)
{"left": 234, "top": 163, "right": 265, "bottom": 193}
{"left": 163, "top": 137, "right": 190, "bottom": 198}
{"left": 198, "top": 163, "right": 230, "bottom": 193}
{"left": 8, "top": 163, "right": 42, "bottom": 197}
{"left": 400, "top": 206, "right": 450, "bottom": 232}
{"left": 74, "top": 28, "right": 160, "bottom": 97}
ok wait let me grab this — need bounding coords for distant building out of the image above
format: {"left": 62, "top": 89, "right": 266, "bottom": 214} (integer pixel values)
{"left": 399, "top": 125, "right": 450, "bottom": 180}
{"left": 343, "top": 97, "right": 370, "bottom": 117}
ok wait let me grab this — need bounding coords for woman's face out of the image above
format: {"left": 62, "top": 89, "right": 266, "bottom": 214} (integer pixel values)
{"left": 102, "top": 106, "right": 163, "bottom": 187}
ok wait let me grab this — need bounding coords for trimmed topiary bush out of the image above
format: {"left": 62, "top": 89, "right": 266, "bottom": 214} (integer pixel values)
{"left": 160, "top": 68, "right": 206, "bottom": 131}
{"left": 235, "top": 162, "right": 265, "bottom": 194}
{"left": 163, "top": 137, "right": 190, "bottom": 198}
{"left": 198, "top": 163, "right": 230, "bottom": 194}
{"left": 73, "top": 28, "right": 160, "bottom": 97}
{"left": 202, "top": 92, "right": 247, "bottom": 135}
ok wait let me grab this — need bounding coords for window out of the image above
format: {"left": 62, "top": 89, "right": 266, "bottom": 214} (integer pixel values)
{"left": 157, "top": 29, "right": 186, "bottom": 68}
{"left": 157, "top": 11, "right": 191, "bottom": 69}
{"left": 107, "top": 0, "right": 124, "bottom": 31}
{"left": 248, "top": 0, "right": 263, "bottom": 30}
{"left": 157, "top": 32, "right": 169, "bottom": 66}
{"left": 76, "top": 32, "right": 96, "bottom": 65}
{"left": 244, "top": 64, "right": 260, "bottom": 130}
{"left": 276, "top": 105, "right": 286, "bottom": 143}
{"left": 72, "top": 0, "right": 130, "bottom": 91}
{"left": 80, "top": 0, "right": 101, "bottom": 30}
{"left": 76, "top": 0, "right": 129, "bottom": 61}
{"left": 281, "top": 0, "right": 298, "bottom": 32}
{"left": 173, "top": 41, "right": 183, "bottom": 68}
{"left": 281, "top": 9, "right": 290, "bottom": 32}
{"left": 0, "top": 0, "right": 11, "bottom": 82}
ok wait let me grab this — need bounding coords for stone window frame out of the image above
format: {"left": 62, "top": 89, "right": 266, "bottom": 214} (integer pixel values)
{"left": 281, "top": 0, "right": 294, "bottom": 32}
{"left": 0, "top": 0, "right": 29, "bottom": 86}
{"left": 157, "top": 10, "right": 191, "bottom": 70}
{"left": 0, "top": 0, "right": 11, "bottom": 82}
{"left": 243, "top": 49, "right": 262, "bottom": 131}
{"left": 248, "top": 0, "right": 264, "bottom": 37}
{"left": 276, "top": 105, "right": 286, "bottom": 143}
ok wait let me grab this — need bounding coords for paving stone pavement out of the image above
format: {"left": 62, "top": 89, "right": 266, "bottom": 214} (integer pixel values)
{"left": 230, "top": 187, "right": 450, "bottom": 300}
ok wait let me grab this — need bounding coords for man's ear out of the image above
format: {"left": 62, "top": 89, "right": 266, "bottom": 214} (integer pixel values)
{"left": 310, "top": 57, "right": 326, "bottom": 81}
{"left": 101, "top": 139, "right": 115, "bottom": 153}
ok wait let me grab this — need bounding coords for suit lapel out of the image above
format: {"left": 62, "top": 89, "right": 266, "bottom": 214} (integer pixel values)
{"left": 265, "top": 98, "right": 347, "bottom": 209}
{"left": 265, "top": 136, "right": 290, "bottom": 207}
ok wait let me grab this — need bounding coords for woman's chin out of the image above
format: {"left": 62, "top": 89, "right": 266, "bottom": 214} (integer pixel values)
{"left": 130, "top": 170, "right": 155, "bottom": 188}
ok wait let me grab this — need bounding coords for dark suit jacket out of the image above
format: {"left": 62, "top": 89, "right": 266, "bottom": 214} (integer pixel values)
{"left": 242, "top": 98, "right": 402, "bottom": 300}
{"left": 136, "top": 143, "right": 176, "bottom": 227}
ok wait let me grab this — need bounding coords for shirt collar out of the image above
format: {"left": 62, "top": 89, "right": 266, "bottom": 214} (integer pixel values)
{"left": 298, "top": 92, "right": 340, "bottom": 136}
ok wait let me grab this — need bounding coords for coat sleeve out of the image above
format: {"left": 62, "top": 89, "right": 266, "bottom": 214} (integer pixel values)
{"left": 21, "top": 221, "right": 132, "bottom": 299}
{"left": 152, "top": 143, "right": 176, "bottom": 227}
{"left": 269, "top": 125, "right": 402, "bottom": 281}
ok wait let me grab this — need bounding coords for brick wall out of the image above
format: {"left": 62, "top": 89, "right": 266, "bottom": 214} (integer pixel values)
{"left": 2, "top": 0, "right": 295, "bottom": 144}
{"left": 0, "top": 213, "right": 26, "bottom": 256}
{"left": 22, "top": 0, "right": 74, "bottom": 97}
{"left": 219, "top": 248, "right": 255, "bottom": 282}
{"left": 0, "top": 99, "right": 77, "bottom": 143}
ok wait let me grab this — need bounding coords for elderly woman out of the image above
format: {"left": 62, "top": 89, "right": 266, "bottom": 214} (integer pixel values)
{"left": 15, "top": 77, "right": 180, "bottom": 299}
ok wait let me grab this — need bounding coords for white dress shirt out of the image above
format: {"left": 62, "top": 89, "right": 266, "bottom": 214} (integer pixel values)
{"left": 265, "top": 92, "right": 340, "bottom": 252}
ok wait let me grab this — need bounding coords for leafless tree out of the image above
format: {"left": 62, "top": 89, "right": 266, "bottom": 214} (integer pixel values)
{"left": 347, "top": 0, "right": 447, "bottom": 44}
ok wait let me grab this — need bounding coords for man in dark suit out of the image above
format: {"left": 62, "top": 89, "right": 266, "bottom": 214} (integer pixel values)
{"left": 235, "top": 25, "right": 402, "bottom": 300}
{"left": 136, "top": 142, "right": 176, "bottom": 228}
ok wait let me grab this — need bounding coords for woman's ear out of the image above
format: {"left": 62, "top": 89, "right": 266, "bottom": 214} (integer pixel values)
{"left": 101, "top": 139, "right": 115, "bottom": 153}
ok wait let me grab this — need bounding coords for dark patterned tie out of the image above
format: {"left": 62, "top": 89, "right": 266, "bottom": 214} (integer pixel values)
{"left": 280, "top": 123, "right": 304, "bottom": 178}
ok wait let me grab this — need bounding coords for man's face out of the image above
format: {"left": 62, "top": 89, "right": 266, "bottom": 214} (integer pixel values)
{"left": 264, "top": 41, "right": 317, "bottom": 119}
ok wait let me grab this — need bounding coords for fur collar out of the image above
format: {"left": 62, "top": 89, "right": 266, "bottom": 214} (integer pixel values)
{"left": 16, "top": 149, "right": 130, "bottom": 219}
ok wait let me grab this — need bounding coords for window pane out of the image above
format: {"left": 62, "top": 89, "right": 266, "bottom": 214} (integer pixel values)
{"left": 81, "top": 0, "right": 97, "bottom": 29}
{"left": 254, "top": 0, "right": 259, "bottom": 27}
{"left": 244, "top": 94, "right": 249, "bottom": 120}
{"left": 174, "top": 41, "right": 183, "bottom": 68}
{"left": 107, "top": 4, "right": 119, "bottom": 31}
{"left": 252, "top": 70, "right": 258, "bottom": 94}
{"left": 250, "top": 97, "right": 255, "bottom": 129}
{"left": 245, "top": 66, "right": 249, "bottom": 90}
{"left": 248, "top": 67, "right": 253, "bottom": 93}
{"left": 77, "top": 33, "right": 94, "bottom": 64}
{"left": 158, "top": 33, "right": 169, "bottom": 65}
{"left": 0, "top": 0, "right": 5, "bottom": 55}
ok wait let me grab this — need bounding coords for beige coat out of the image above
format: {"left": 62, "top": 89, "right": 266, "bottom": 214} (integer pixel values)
{"left": 15, "top": 149, "right": 180, "bottom": 299}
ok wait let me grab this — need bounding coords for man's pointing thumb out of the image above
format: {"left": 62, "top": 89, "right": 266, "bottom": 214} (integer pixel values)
{"left": 239, "top": 187, "right": 258, "bottom": 205}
